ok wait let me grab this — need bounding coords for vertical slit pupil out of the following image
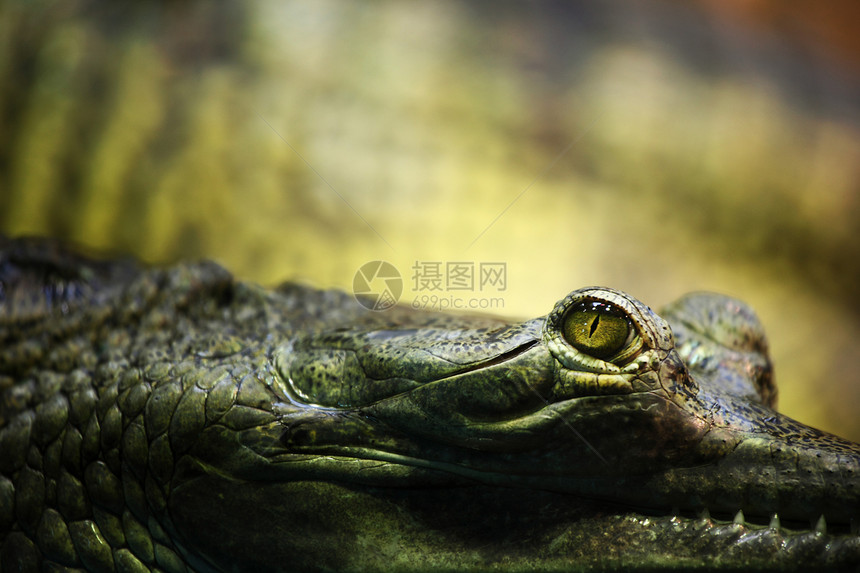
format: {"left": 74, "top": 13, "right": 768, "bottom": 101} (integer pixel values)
{"left": 589, "top": 314, "right": 600, "bottom": 337}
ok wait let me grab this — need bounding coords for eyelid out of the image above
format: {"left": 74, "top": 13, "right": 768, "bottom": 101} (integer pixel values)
{"left": 543, "top": 288, "right": 661, "bottom": 372}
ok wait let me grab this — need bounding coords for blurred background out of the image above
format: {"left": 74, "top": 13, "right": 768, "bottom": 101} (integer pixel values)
{"left": 1, "top": 0, "right": 858, "bottom": 439}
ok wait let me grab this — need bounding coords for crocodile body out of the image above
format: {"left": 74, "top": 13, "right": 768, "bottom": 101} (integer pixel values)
{"left": 1, "top": 237, "right": 860, "bottom": 572}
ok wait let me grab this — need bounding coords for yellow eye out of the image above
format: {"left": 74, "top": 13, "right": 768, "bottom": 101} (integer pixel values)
{"left": 562, "top": 301, "right": 632, "bottom": 360}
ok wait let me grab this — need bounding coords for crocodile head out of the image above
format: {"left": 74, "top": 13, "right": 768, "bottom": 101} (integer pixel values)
{"left": 166, "top": 285, "right": 860, "bottom": 571}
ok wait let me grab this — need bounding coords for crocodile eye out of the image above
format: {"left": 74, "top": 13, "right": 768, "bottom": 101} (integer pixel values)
{"left": 562, "top": 301, "right": 632, "bottom": 360}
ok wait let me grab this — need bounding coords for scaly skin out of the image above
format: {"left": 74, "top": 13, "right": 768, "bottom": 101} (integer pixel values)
{"left": 1, "top": 237, "right": 859, "bottom": 572}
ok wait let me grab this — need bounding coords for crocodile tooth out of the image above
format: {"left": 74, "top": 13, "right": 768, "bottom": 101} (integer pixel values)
{"left": 768, "top": 513, "right": 780, "bottom": 530}
{"left": 698, "top": 508, "right": 711, "bottom": 521}
{"left": 813, "top": 515, "right": 826, "bottom": 534}
{"left": 670, "top": 506, "right": 680, "bottom": 517}
{"left": 733, "top": 510, "right": 745, "bottom": 525}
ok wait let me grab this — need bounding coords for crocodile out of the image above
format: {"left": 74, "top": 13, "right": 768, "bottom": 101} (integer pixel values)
{"left": 1, "top": 237, "right": 859, "bottom": 572}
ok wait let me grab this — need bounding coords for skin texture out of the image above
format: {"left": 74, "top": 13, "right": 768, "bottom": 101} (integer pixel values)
{"left": 1, "top": 237, "right": 859, "bottom": 572}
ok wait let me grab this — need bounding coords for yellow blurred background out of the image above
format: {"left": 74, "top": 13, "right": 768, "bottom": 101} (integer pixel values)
{"left": 1, "top": 0, "right": 858, "bottom": 439}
